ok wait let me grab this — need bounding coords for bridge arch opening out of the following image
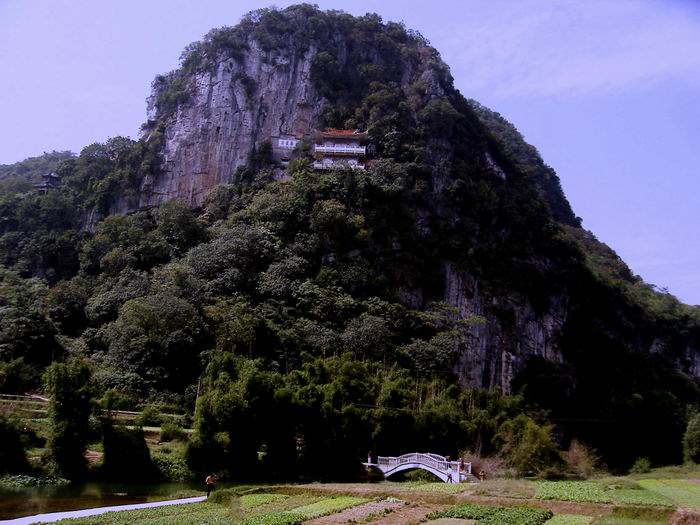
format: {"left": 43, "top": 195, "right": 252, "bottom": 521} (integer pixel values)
{"left": 388, "top": 468, "right": 442, "bottom": 482}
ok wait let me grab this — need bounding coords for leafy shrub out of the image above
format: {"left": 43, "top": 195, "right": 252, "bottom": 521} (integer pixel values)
{"left": 365, "top": 465, "right": 385, "bottom": 482}
{"left": 100, "top": 388, "right": 139, "bottom": 411}
{"left": 496, "top": 414, "right": 563, "bottom": 477}
{"left": 151, "top": 453, "right": 192, "bottom": 481}
{"left": 0, "top": 358, "right": 37, "bottom": 393}
{"left": 137, "top": 405, "right": 163, "bottom": 427}
{"left": 102, "top": 424, "right": 155, "bottom": 480}
{"left": 460, "top": 451, "right": 512, "bottom": 479}
{"left": 0, "top": 414, "right": 29, "bottom": 474}
{"left": 564, "top": 439, "right": 598, "bottom": 479}
{"left": 234, "top": 73, "right": 257, "bottom": 103}
{"left": 154, "top": 75, "right": 192, "bottom": 114}
{"left": 160, "top": 422, "right": 188, "bottom": 442}
{"left": 0, "top": 474, "right": 69, "bottom": 488}
{"left": 630, "top": 457, "right": 652, "bottom": 474}
{"left": 683, "top": 413, "right": 700, "bottom": 464}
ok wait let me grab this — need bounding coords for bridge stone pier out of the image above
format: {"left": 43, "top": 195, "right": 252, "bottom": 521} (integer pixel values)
{"left": 364, "top": 453, "right": 472, "bottom": 484}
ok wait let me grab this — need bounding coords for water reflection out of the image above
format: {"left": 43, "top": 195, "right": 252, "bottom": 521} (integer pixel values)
{"left": 0, "top": 482, "right": 202, "bottom": 520}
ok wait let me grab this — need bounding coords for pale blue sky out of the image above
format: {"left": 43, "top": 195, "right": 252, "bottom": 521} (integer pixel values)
{"left": 0, "top": 0, "right": 698, "bottom": 304}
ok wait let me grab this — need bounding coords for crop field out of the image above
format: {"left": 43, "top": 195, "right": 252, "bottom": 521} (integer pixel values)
{"left": 545, "top": 515, "right": 595, "bottom": 524}
{"left": 37, "top": 502, "right": 235, "bottom": 525}
{"left": 240, "top": 494, "right": 290, "bottom": 509}
{"left": 396, "top": 481, "right": 470, "bottom": 493}
{"left": 637, "top": 479, "right": 700, "bottom": 509}
{"left": 473, "top": 478, "right": 536, "bottom": 498}
{"left": 535, "top": 481, "right": 674, "bottom": 507}
{"left": 33, "top": 477, "right": 700, "bottom": 525}
{"left": 40, "top": 495, "right": 368, "bottom": 525}
{"left": 429, "top": 502, "right": 554, "bottom": 524}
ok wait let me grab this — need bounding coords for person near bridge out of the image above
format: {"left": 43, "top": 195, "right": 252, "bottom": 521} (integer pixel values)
{"left": 205, "top": 474, "right": 217, "bottom": 497}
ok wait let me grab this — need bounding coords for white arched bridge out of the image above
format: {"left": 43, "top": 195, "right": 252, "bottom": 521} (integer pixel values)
{"left": 364, "top": 453, "right": 472, "bottom": 484}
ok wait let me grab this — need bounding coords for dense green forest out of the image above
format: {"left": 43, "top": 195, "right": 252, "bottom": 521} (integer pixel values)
{"left": 1, "top": 5, "right": 699, "bottom": 482}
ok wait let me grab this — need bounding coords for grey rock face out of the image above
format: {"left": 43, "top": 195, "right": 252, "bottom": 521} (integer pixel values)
{"left": 443, "top": 263, "right": 568, "bottom": 392}
{"left": 142, "top": 39, "right": 322, "bottom": 208}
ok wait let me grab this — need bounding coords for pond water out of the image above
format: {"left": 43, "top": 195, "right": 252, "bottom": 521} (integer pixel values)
{"left": 0, "top": 482, "right": 204, "bottom": 520}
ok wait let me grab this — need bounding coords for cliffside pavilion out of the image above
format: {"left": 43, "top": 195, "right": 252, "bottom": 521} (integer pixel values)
{"left": 312, "top": 129, "right": 368, "bottom": 170}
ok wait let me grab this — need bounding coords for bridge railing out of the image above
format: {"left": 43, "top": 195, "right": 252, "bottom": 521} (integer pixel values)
{"left": 376, "top": 453, "right": 471, "bottom": 475}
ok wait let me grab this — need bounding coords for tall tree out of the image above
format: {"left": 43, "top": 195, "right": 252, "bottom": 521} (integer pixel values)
{"left": 44, "top": 359, "right": 96, "bottom": 479}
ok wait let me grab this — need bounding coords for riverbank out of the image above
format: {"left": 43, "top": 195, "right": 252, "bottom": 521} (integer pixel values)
{"left": 0, "top": 482, "right": 203, "bottom": 521}
{"left": 0, "top": 496, "right": 205, "bottom": 525}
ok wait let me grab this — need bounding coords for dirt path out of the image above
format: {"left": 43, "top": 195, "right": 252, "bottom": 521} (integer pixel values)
{"left": 362, "top": 503, "right": 439, "bottom": 524}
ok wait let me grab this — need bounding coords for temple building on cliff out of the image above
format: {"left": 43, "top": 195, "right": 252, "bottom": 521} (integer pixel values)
{"left": 270, "top": 129, "right": 369, "bottom": 172}
{"left": 312, "top": 129, "right": 368, "bottom": 170}
{"left": 34, "top": 171, "right": 60, "bottom": 194}
{"left": 271, "top": 134, "right": 301, "bottom": 168}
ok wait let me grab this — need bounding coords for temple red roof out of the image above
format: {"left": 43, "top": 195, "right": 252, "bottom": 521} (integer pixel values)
{"left": 321, "top": 128, "right": 368, "bottom": 138}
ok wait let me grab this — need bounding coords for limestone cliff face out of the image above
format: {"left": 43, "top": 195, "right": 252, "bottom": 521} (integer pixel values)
{"left": 140, "top": 40, "right": 321, "bottom": 208}
{"left": 443, "top": 263, "right": 568, "bottom": 393}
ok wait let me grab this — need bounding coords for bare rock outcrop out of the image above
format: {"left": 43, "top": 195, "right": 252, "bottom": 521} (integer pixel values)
{"left": 141, "top": 40, "right": 321, "bottom": 208}
{"left": 444, "top": 263, "right": 568, "bottom": 392}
